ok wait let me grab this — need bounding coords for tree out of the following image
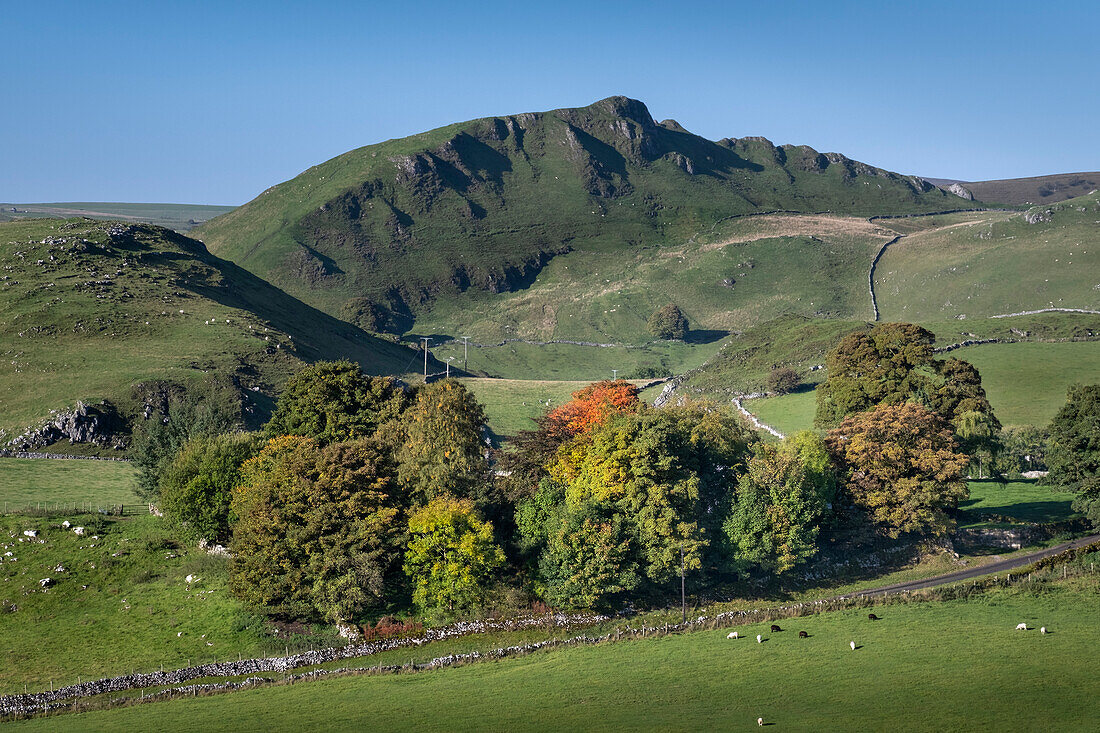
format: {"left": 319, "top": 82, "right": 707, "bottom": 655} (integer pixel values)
{"left": 130, "top": 380, "right": 242, "bottom": 501}
{"left": 767, "top": 366, "right": 802, "bottom": 395}
{"left": 647, "top": 303, "right": 688, "bottom": 340}
{"left": 544, "top": 380, "right": 640, "bottom": 440}
{"left": 724, "top": 443, "right": 827, "bottom": 574}
{"left": 264, "top": 360, "right": 408, "bottom": 446}
{"left": 815, "top": 324, "right": 999, "bottom": 439}
{"left": 159, "top": 432, "right": 261, "bottom": 543}
{"left": 825, "top": 403, "right": 969, "bottom": 538}
{"left": 396, "top": 379, "right": 488, "bottom": 505}
{"left": 229, "top": 436, "right": 403, "bottom": 622}
{"left": 539, "top": 513, "right": 639, "bottom": 609}
{"left": 403, "top": 497, "right": 505, "bottom": 619}
{"left": 815, "top": 323, "right": 934, "bottom": 427}
{"left": 543, "top": 405, "right": 753, "bottom": 589}
{"left": 1046, "top": 384, "right": 1100, "bottom": 528}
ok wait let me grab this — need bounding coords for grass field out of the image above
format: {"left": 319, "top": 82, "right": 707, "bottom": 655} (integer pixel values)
{"left": 736, "top": 338, "right": 1100, "bottom": 436}
{"left": 947, "top": 340, "right": 1100, "bottom": 427}
{"left": 959, "top": 480, "right": 1079, "bottom": 527}
{"left": 12, "top": 575, "right": 1099, "bottom": 731}
{"left": 875, "top": 193, "right": 1100, "bottom": 321}
{"left": 0, "top": 458, "right": 139, "bottom": 510}
{"left": 0, "top": 203, "right": 235, "bottom": 232}
{"left": 744, "top": 390, "right": 817, "bottom": 436}
{"left": 0, "top": 514, "right": 280, "bottom": 694}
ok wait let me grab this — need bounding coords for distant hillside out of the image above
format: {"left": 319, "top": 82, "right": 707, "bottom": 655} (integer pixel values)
{"left": 875, "top": 192, "right": 1100, "bottom": 321}
{"left": 197, "top": 96, "right": 967, "bottom": 335}
{"left": 0, "top": 203, "right": 235, "bottom": 232}
{"left": 0, "top": 219, "right": 417, "bottom": 441}
{"left": 927, "top": 173, "right": 1100, "bottom": 206}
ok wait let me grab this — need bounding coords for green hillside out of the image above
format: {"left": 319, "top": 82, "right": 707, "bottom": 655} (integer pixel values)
{"left": 196, "top": 96, "right": 967, "bottom": 338}
{"left": 875, "top": 193, "right": 1100, "bottom": 321}
{"left": 0, "top": 219, "right": 416, "bottom": 441}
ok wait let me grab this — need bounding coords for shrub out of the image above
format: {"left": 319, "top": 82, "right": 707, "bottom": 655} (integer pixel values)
{"left": 767, "top": 366, "right": 801, "bottom": 395}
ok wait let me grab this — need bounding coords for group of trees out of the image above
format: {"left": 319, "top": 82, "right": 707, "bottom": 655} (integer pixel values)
{"left": 137, "top": 320, "right": 1100, "bottom": 627}
{"left": 141, "top": 361, "right": 501, "bottom": 623}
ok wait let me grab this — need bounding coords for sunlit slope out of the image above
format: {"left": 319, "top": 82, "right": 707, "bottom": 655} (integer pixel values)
{"left": 0, "top": 219, "right": 415, "bottom": 437}
{"left": 875, "top": 193, "right": 1100, "bottom": 321}
{"left": 196, "top": 96, "right": 964, "bottom": 336}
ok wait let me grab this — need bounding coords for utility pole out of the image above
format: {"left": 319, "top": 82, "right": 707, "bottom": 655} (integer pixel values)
{"left": 680, "top": 542, "right": 686, "bottom": 624}
{"left": 420, "top": 337, "right": 431, "bottom": 379}
{"left": 612, "top": 369, "right": 618, "bottom": 381}
{"left": 446, "top": 357, "right": 454, "bottom": 378}
{"left": 461, "top": 336, "right": 470, "bottom": 372}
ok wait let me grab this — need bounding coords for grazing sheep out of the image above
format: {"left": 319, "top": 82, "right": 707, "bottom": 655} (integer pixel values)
{"left": 74, "top": 527, "right": 85, "bottom": 536}
{"left": 1041, "top": 627, "right": 1047, "bottom": 634}
{"left": 850, "top": 641, "right": 856, "bottom": 651}
{"left": 756, "top": 634, "right": 762, "bottom": 644}
{"left": 798, "top": 631, "right": 808, "bottom": 638}
{"left": 758, "top": 718, "right": 763, "bottom": 726}
{"left": 867, "top": 613, "right": 880, "bottom": 620}
{"left": 770, "top": 624, "right": 782, "bottom": 632}
{"left": 23, "top": 530, "right": 36, "bottom": 538}
{"left": 1016, "top": 623, "right": 1027, "bottom": 630}
{"left": 727, "top": 631, "right": 738, "bottom": 639}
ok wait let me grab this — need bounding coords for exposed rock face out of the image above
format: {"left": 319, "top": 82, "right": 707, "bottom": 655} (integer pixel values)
{"left": 6, "top": 401, "right": 124, "bottom": 451}
{"left": 946, "top": 182, "right": 974, "bottom": 200}
{"left": 1024, "top": 208, "right": 1053, "bottom": 224}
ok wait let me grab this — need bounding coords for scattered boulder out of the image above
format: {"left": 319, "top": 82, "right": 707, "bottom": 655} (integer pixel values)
{"left": 946, "top": 182, "right": 974, "bottom": 200}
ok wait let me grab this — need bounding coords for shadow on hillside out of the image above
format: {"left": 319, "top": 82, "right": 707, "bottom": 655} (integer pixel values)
{"left": 684, "top": 329, "right": 730, "bottom": 345}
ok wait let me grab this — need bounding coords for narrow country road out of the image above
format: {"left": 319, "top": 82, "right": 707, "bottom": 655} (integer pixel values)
{"left": 841, "top": 533, "right": 1100, "bottom": 599}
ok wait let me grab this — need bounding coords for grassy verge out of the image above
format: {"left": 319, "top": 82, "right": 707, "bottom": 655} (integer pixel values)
{"left": 959, "top": 479, "right": 1078, "bottom": 527}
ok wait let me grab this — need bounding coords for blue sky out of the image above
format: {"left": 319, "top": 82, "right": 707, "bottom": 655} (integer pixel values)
{"left": 3, "top": 0, "right": 1097, "bottom": 204}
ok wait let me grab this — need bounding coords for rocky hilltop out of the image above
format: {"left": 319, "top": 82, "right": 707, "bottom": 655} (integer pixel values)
{"left": 197, "top": 96, "right": 967, "bottom": 333}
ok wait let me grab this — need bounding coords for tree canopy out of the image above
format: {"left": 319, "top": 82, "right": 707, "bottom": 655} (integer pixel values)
{"left": 1046, "top": 384, "right": 1100, "bottom": 528}
{"left": 814, "top": 323, "right": 999, "bottom": 444}
{"left": 647, "top": 303, "right": 688, "bottom": 340}
{"left": 229, "top": 436, "right": 404, "bottom": 622}
{"left": 826, "top": 403, "right": 969, "bottom": 538}
{"left": 403, "top": 497, "right": 505, "bottom": 620}
{"left": 264, "top": 360, "right": 408, "bottom": 446}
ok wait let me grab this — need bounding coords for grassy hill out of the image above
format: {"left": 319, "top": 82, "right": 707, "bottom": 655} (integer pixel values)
{"left": 196, "top": 96, "right": 967, "bottom": 339}
{"left": 0, "top": 204, "right": 235, "bottom": 233}
{"left": 0, "top": 219, "right": 417, "bottom": 442}
{"left": 874, "top": 193, "right": 1100, "bottom": 322}
{"left": 930, "top": 172, "right": 1100, "bottom": 206}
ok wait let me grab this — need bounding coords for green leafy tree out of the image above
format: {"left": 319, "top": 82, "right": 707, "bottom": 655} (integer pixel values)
{"left": 993, "top": 426, "right": 1050, "bottom": 476}
{"left": 229, "top": 436, "right": 403, "bottom": 622}
{"left": 724, "top": 443, "right": 826, "bottom": 574}
{"left": 159, "top": 432, "right": 261, "bottom": 543}
{"left": 825, "top": 403, "right": 969, "bottom": 538}
{"left": 767, "top": 366, "right": 802, "bottom": 395}
{"left": 545, "top": 405, "right": 754, "bottom": 589}
{"left": 647, "top": 303, "right": 688, "bottom": 340}
{"left": 396, "top": 379, "right": 488, "bottom": 505}
{"left": 264, "top": 360, "right": 408, "bottom": 445}
{"left": 403, "top": 497, "right": 505, "bottom": 619}
{"left": 539, "top": 513, "right": 639, "bottom": 608}
{"left": 1046, "top": 384, "right": 1100, "bottom": 528}
{"left": 815, "top": 324, "right": 999, "bottom": 443}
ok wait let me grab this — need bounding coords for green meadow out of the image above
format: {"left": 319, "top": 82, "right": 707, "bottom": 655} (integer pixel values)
{"left": 0, "top": 458, "right": 139, "bottom": 510}
{"left": 11, "top": 575, "right": 1099, "bottom": 731}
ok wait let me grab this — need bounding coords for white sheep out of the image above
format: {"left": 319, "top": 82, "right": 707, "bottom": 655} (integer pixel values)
{"left": 23, "top": 530, "right": 36, "bottom": 538}
{"left": 850, "top": 641, "right": 856, "bottom": 651}
{"left": 1015, "top": 623, "right": 1027, "bottom": 630}
{"left": 74, "top": 527, "right": 85, "bottom": 536}
{"left": 727, "top": 631, "right": 738, "bottom": 639}
{"left": 61, "top": 521, "right": 70, "bottom": 529}
{"left": 758, "top": 718, "right": 763, "bottom": 726}
{"left": 1040, "top": 627, "right": 1047, "bottom": 634}
{"left": 756, "top": 634, "right": 762, "bottom": 644}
